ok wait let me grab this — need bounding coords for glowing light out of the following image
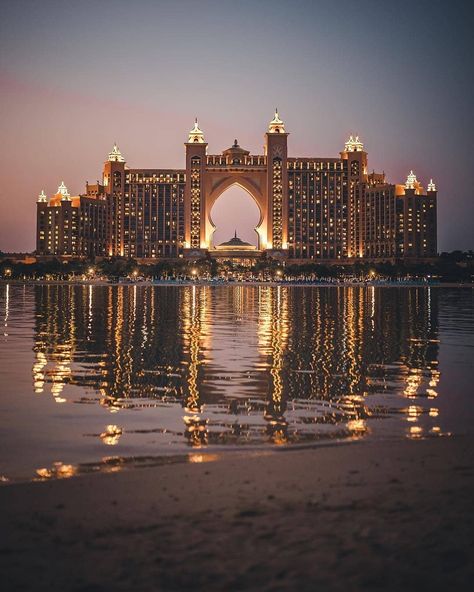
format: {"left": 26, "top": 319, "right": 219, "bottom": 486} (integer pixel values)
{"left": 100, "top": 425, "right": 122, "bottom": 446}
{"left": 190, "top": 156, "right": 202, "bottom": 247}
{"left": 188, "top": 453, "right": 219, "bottom": 464}
{"left": 108, "top": 143, "right": 125, "bottom": 162}
{"left": 427, "top": 178, "right": 436, "bottom": 192}
{"left": 268, "top": 109, "right": 285, "bottom": 133}
{"left": 57, "top": 181, "right": 71, "bottom": 200}
{"left": 188, "top": 118, "right": 205, "bottom": 143}
{"left": 37, "top": 189, "right": 47, "bottom": 203}
{"left": 408, "top": 425, "right": 423, "bottom": 439}
{"left": 405, "top": 170, "right": 417, "bottom": 189}
{"left": 344, "top": 135, "right": 364, "bottom": 152}
{"left": 272, "top": 158, "right": 283, "bottom": 248}
{"left": 347, "top": 419, "right": 367, "bottom": 434}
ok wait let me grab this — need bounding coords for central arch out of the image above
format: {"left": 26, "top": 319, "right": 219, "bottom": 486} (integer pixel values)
{"left": 209, "top": 183, "right": 262, "bottom": 248}
{"left": 203, "top": 174, "right": 268, "bottom": 250}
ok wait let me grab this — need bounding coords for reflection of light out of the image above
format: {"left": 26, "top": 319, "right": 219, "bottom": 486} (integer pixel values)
{"left": 404, "top": 369, "right": 422, "bottom": 398}
{"left": 100, "top": 424, "right": 123, "bottom": 446}
{"left": 32, "top": 350, "right": 47, "bottom": 393}
{"left": 183, "top": 415, "right": 208, "bottom": 447}
{"left": 408, "top": 426, "right": 423, "bottom": 439}
{"left": 3, "top": 283, "right": 9, "bottom": 336}
{"left": 347, "top": 419, "right": 367, "bottom": 434}
{"left": 406, "top": 405, "right": 422, "bottom": 422}
{"left": 188, "top": 453, "right": 219, "bottom": 463}
{"left": 36, "top": 462, "right": 77, "bottom": 480}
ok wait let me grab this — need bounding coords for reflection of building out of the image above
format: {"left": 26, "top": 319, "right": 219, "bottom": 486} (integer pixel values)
{"left": 31, "top": 284, "right": 441, "bottom": 444}
{"left": 36, "top": 114, "right": 437, "bottom": 262}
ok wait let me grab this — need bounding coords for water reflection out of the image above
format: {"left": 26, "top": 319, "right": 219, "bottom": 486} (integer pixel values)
{"left": 30, "top": 285, "right": 443, "bottom": 450}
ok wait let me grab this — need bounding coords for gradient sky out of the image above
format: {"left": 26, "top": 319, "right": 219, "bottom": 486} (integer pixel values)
{"left": 0, "top": 0, "right": 472, "bottom": 251}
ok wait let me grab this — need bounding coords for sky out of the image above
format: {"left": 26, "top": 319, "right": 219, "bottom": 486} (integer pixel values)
{"left": 0, "top": 0, "right": 473, "bottom": 251}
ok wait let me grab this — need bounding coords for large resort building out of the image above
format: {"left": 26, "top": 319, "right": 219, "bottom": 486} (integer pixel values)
{"left": 36, "top": 112, "right": 437, "bottom": 263}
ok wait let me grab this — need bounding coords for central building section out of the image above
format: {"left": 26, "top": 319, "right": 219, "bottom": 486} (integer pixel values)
{"left": 184, "top": 112, "right": 288, "bottom": 259}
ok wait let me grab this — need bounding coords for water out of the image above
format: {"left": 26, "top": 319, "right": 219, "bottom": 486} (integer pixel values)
{"left": 0, "top": 284, "right": 473, "bottom": 482}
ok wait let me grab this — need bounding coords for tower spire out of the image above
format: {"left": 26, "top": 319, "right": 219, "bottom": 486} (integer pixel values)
{"left": 108, "top": 143, "right": 125, "bottom": 162}
{"left": 344, "top": 135, "right": 364, "bottom": 152}
{"left": 188, "top": 118, "right": 205, "bottom": 143}
{"left": 37, "top": 189, "right": 47, "bottom": 203}
{"left": 268, "top": 109, "right": 285, "bottom": 133}
{"left": 57, "top": 181, "right": 71, "bottom": 200}
{"left": 405, "top": 170, "right": 417, "bottom": 189}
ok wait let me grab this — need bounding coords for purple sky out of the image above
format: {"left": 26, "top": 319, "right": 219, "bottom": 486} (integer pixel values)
{"left": 0, "top": 0, "right": 472, "bottom": 252}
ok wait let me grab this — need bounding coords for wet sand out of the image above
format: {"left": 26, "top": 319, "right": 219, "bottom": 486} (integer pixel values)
{"left": 1, "top": 437, "right": 473, "bottom": 591}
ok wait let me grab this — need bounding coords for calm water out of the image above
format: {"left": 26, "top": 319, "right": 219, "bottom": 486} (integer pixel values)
{"left": 0, "top": 284, "right": 473, "bottom": 482}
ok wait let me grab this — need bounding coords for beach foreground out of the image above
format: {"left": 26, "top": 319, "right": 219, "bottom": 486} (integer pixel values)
{"left": 1, "top": 437, "right": 473, "bottom": 592}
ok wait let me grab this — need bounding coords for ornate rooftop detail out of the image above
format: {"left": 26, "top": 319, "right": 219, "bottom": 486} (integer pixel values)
{"left": 188, "top": 118, "right": 205, "bottom": 143}
{"left": 405, "top": 170, "right": 417, "bottom": 189}
{"left": 108, "top": 143, "right": 125, "bottom": 162}
{"left": 37, "top": 189, "right": 47, "bottom": 203}
{"left": 268, "top": 109, "right": 285, "bottom": 134}
{"left": 427, "top": 178, "right": 436, "bottom": 192}
{"left": 344, "top": 135, "right": 364, "bottom": 152}
{"left": 216, "top": 232, "right": 256, "bottom": 250}
{"left": 57, "top": 181, "right": 71, "bottom": 200}
{"left": 223, "top": 139, "right": 250, "bottom": 157}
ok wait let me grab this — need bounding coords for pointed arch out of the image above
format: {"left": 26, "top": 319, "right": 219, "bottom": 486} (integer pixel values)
{"left": 207, "top": 181, "right": 264, "bottom": 248}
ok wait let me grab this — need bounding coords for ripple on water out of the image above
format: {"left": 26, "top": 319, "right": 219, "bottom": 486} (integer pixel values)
{"left": 0, "top": 284, "right": 473, "bottom": 481}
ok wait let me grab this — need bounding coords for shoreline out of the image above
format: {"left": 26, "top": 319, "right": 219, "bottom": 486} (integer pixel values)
{"left": 1, "top": 435, "right": 473, "bottom": 591}
{"left": 1, "top": 279, "right": 473, "bottom": 288}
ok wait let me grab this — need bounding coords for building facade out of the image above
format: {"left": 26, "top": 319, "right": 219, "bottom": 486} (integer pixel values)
{"left": 36, "top": 112, "right": 437, "bottom": 262}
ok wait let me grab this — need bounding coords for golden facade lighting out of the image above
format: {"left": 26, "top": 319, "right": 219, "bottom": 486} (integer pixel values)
{"left": 35, "top": 115, "right": 437, "bottom": 263}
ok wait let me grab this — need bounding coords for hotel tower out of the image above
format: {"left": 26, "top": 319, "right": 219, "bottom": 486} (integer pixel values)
{"left": 36, "top": 112, "right": 437, "bottom": 263}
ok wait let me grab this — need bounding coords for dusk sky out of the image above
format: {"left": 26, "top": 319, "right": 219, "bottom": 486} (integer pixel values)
{"left": 0, "top": 0, "right": 472, "bottom": 251}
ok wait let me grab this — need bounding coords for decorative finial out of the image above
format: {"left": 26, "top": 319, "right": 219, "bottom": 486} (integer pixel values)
{"left": 188, "top": 118, "right": 205, "bottom": 143}
{"left": 108, "top": 143, "right": 125, "bottom": 162}
{"left": 268, "top": 109, "right": 285, "bottom": 133}
{"left": 405, "top": 170, "right": 417, "bottom": 189}
{"left": 344, "top": 135, "right": 364, "bottom": 152}
{"left": 37, "top": 189, "right": 47, "bottom": 203}
{"left": 57, "top": 181, "right": 71, "bottom": 200}
{"left": 427, "top": 178, "right": 436, "bottom": 192}
{"left": 234, "top": 229, "right": 237, "bottom": 239}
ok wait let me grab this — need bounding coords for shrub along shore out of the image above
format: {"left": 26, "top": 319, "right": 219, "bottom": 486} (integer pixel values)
{"left": 1, "top": 250, "right": 473, "bottom": 283}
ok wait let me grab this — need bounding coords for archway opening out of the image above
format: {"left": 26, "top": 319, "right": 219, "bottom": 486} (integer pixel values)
{"left": 210, "top": 185, "right": 261, "bottom": 248}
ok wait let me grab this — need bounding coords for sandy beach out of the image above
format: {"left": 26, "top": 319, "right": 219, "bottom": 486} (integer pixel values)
{"left": 1, "top": 436, "right": 473, "bottom": 591}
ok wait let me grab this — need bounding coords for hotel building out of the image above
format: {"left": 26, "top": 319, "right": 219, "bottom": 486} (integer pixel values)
{"left": 36, "top": 112, "right": 437, "bottom": 263}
